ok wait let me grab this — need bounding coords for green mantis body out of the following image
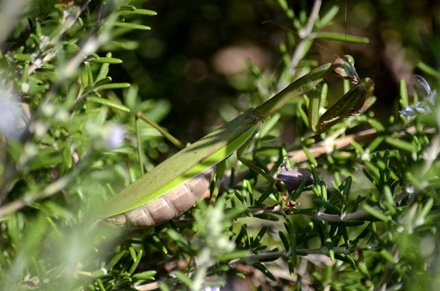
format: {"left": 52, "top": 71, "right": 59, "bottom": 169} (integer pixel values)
{"left": 100, "top": 56, "right": 374, "bottom": 227}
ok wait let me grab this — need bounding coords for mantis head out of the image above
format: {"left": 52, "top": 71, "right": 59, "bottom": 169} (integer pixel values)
{"left": 332, "top": 55, "right": 361, "bottom": 84}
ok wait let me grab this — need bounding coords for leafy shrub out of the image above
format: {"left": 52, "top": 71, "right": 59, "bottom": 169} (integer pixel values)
{"left": 0, "top": 0, "right": 439, "bottom": 290}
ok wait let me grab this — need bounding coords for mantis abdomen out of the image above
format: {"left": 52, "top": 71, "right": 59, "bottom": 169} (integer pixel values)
{"left": 107, "top": 167, "right": 215, "bottom": 227}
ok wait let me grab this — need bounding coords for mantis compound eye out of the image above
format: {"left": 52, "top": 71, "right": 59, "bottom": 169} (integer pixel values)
{"left": 332, "top": 55, "right": 360, "bottom": 84}
{"left": 344, "top": 55, "right": 356, "bottom": 67}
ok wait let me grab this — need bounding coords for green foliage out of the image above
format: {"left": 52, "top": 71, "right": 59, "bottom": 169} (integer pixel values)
{"left": 0, "top": 0, "right": 161, "bottom": 289}
{"left": 0, "top": 0, "right": 439, "bottom": 290}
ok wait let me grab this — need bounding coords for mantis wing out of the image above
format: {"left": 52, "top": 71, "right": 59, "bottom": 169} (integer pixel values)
{"left": 100, "top": 110, "right": 259, "bottom": 217}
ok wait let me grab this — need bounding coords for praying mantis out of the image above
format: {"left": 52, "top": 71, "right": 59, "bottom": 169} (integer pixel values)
{"left": 98, "top": 55, "right": 374, "bottom": 228}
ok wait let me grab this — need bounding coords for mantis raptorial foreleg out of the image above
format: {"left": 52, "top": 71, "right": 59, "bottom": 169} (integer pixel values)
{"left": 99, "top": 55, "right": 374, "bottom": 228}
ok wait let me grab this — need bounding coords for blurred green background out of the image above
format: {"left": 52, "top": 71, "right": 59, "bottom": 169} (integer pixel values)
{"left": 111, "top": 0, "right": 440, "bottom": 143}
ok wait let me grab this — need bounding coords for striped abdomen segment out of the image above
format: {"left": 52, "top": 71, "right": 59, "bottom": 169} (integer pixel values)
{"left": 107, "top": 167, "right": 215, "bottom": 227}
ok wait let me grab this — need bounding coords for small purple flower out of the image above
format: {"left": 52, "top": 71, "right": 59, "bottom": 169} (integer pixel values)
{"left": 104, "top": 124, "right": 125, "bottom": 149}
{"left": 0, "top": 86, "right": 23, "bottom": 139}
{"left": 400, "top": 75, "right": 436, "bottom": 116}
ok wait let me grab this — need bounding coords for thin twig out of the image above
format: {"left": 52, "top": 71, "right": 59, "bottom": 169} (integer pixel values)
{"left": 134, "top": 243, "right": 375, "bottom": 291}
{"left": 289, "top": 0, "right": 322, "bottom": 75}
{"left": 28, "top": 0, "right": 92, "bottom": 74}
{"left": 287, "top": 125, "right": 432, "bottom": 163}
{"left": 171, "top": 184, "right": 412, "bottom": 229}
{"left": 243, "top": 186, "right": 411, "bottom": 223}
{"left": 304, "top": 0, "right": 322, "bottom": 37}
{"left": 229, "top": 244, "right": 375, "bottom": 266}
